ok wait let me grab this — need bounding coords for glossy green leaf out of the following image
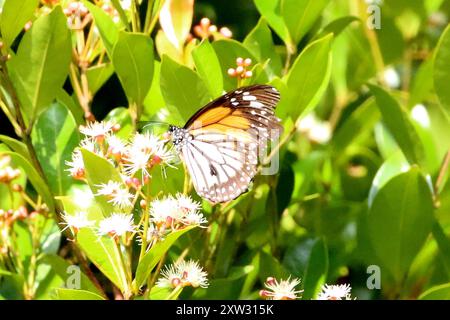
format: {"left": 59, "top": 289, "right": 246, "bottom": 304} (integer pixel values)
{"left": 32, "top": 102, "right": 80, "bottom": 196}
{"left": 434, "top": 24, "right": 450, "bottom": 116}
{"left": 282, "top": 0, "right": 328, "bottom": 44}
{"left": 8, "top": 6, "right": 71, "bottom": 123}
{"left": 84, "top": 1, "right": 119, "bottom": 57}
{"left": 53, "top": 288, "right": 106, "bottom": 300}
{"left": 0, "top": 135, "right": 29, "bottom": 159}
{"left": 369, "top": 84, "right": 426, "bottom": 166}
{"left": 254, "top": 0, "right": 290, "bottom": 45}
{"left": 134, "top": 226, "right": 195, "bottom": 289}
{"left": 367, "top": 167, "right": 434, "bottom": 284}
{"left": 104, "top": 107, "right": 133, "bottom": 139}
{"left": 80, "top": 149, "right": 124, "bottom": 215}
{"left": 243, "top": 18, "right": 283, "bottom": 78}
{"left": 281, "top": 34, "right": 333, "bottom": 120}
{"left": 112, "top": 32, "right": 154, "bottom": 107}
{"left": 41, "top": 254, "right": 104, "bottom": 297}
{"left": 0, "top": 0, "right": 39, "bottom": 47}
{"left": 368, "top": 151, "right": 409, "bottom": 207}
{"left": 160, "top": 55, "right": 210, "bottom": 123}
{"left": 302, "top": 238, "right": 328, "bottom": 300}
{"left": 192, "top": 40, "right": 223, "bottom": 97}
{"left": 86, "top": 63, "right": 114, "bottom": 97}
{"left": 77, "top": 228, "right": 130, "bottom": 294}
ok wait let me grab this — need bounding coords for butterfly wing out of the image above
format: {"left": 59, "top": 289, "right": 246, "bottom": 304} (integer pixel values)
{"left": 182, "top": 85, "right": 282, "bottom": 203}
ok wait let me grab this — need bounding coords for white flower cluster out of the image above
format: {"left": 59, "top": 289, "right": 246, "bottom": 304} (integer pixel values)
{"left": 66, "top": 121, "right": 173, "bottom": 183}
{"left": 259, "top": 276, "right": 355, "bottom": 300}
{"left": 150, "top": 193, "right": 207, "bottom": 230}
{"left": 157, "top": 260, "right": 209, "bottom": 289}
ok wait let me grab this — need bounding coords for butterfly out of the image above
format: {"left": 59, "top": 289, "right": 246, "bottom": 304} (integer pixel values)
{"left": 167, "top": 84, "right": 282, "bottom": 203}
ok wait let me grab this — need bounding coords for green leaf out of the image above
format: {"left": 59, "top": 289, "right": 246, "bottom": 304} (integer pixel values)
{"left": 419, "top": 283, "right": 450, "bottom": 300}
{"left": 368, "top": 151, "right": 409, "bottom": 207}
{"left": 112, "top": 32, "right": 154, "bottom": 107}
{"left": 134, "top": 226, "right": 195, "bottom": 289}
{"left": 56, "top": 194, "right": 104, "bottom": 223}
{"left": 104, "top": 107, "right": 133, "bottom": 139}
{"left": 254, "top": 0, "right": 290, "bottom": 45}
{"left": 433, "top": 24, "right": 450, "bottom": 116}
{"left": 0, "top": 135, "right": 29, "bottom": 159}
{"left": 367, "top": 167, "right": 434, "bottom": 284}
{"left": 41, "top": 254, "right": 104, "bottom": 297}
{"left": 84, "top": 1, "right": 119, "bottom": 57}
{"left": 53, "top": 288, "right": 106, "bottom": 300}
{"left": 243, "top": 18, "right": 283, "bottom": 78}
{"left": 315, "top": 16, "right": 359, "bottom": 40}
{"left": 77, "top": 228, "right": 130, "bottom": 294}
{"left": 8, "top": 6, "right": 71, "bottom": 123}
{"left": 192, "top": 40, "right": 223, "bottom": 97}
{"left": 211, "top": 39, "right": 257, "bottom": 91}
{"left": 0, "top": 151, "right": 54, "bottom": 212}
{"left": 369, "top": 84, "right": 426, "bottom": 166}
{"left": 281, "top": 34, "right": 333, "bottom": 120}
{"left": 86, "top": 63, "right": 114, "bottom": 97}
{"left": 0, "top": 0, "right": 39, "bottom": 48}
{"left": 282, "top": 0, "right": 328, "bottom": 44}
{"left": 192, "top": 266, "right": 253, "bottom": 300}
{"left": 32, "top": 102, "right": 80, "bottom": 196}
{"left": 80, "top": 149, "right": 124, "bottom": 215}
{"left": 332, "top": 97, "right": 380, "bottom": 152}
{"left": 302, "top": 238, "right": 328, "bottom": 300}
{"left": 160, "top": 55, "right": 210, "bottom": 123}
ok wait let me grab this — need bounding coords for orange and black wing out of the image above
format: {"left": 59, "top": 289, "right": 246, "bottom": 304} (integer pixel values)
{"left": 181, "top": 85, "right": 282, "bottom": 203}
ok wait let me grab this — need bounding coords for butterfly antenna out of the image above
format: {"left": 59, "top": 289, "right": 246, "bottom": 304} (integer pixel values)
{"left": 137, "top": 120, "right": 170, "bottom": 132}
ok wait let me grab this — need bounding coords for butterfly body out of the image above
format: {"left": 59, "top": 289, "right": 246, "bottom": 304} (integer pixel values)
{"left": 168, "top": 84, "right": 282, "bottom": 204}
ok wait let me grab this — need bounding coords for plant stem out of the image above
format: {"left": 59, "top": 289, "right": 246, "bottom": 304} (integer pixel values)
{"left": 434, "top": 150, "right": 450, "bottom": 204}
{"left": 145, "top": 0, "right": 166, "bottom": 35}
{"left": 282, "top": 40, "right": 297, "bottom": 76}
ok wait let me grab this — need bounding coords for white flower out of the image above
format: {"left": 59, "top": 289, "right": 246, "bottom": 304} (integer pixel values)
{"left": 175, "top": 193, "right": 201, "bottom": 213}
{"left": 157, "top": 260, "right": 209, "bottom": 288}
{"left": 66, "top": 149, "right": 85, "bottom": 179}
{"left": 106, "top": 135, "right": 127, "bottom": 156}
{"left": 61, "top": 211, "right": 93, "bottom": 232}
{"left": 80, "top": 138, "right": 97, "bottom": 153}
{"left": 182, "top": 211, "right": 208, "bottom": 227}
{"left": 260, "top": 277, "right": 302, "bottom": 300}
{"left": 120, "top": 0, "right": 132, "bottom": 10}
{"left": 317, "top": 284, "right": 353, "bottom": 300}
{"left": 382, "top": 66, "right": 400, "bottom": 89}
{"left": 97, "top": 213, "right": 135, "bottom": 237}
{"left": 411, "top": 104, "right": 430, "bottom": 128}
{"left": 150, "top": 196, "right": 183, "bottom": 224}
{"left": 156, "top": 263, "right": 181, "bottom": 288}
{"left": 79, "top": 121, "right": 114, "bottom": 139}
{"left": 96, "top": 180, "right": 133, "bottom": 209}
{"left": 308, "top": 121, "right": 331, "bottom": 144}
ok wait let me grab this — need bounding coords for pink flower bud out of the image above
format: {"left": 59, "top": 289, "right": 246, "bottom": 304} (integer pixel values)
{"left": 208, "top": 25, "right": 217, "bottom": 33}
{"left": 244, "top": 58, "right": 252, "bottom": 66}
{"left": 236, "top": 57, "right": 244, "bottom": 66}
{"left": 200, "top": 17, "right": 210, "bottom": 28}
{"left": 220, "top": 27, "right": 232, "bottom": 38}
{"left": 244, "top": 70, "right": 253, "bottom": 78}
{"left": 235, "top": 66, "right": 244, "bottom": 74}
{"left": 227, "top": 68, "right": 237, "bottom": 77}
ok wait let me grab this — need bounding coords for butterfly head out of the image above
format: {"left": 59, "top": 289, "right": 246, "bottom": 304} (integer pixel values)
{"left": 167, "top": 125, "right": 191, "bottom": 152}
